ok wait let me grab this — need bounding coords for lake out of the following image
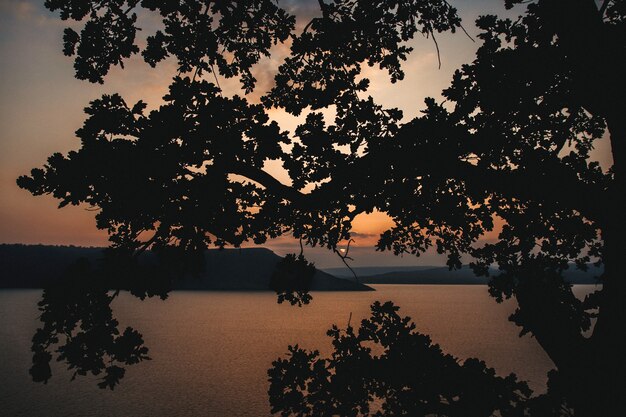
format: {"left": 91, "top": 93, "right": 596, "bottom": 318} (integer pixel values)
{"left": 0, "top": 285, "right": 595, "bottom": 416}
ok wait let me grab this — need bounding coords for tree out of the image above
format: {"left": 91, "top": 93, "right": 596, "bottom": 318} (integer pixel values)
{"left": 17, "top": 0, "right": 625, "bottom": 415}
{"left": 268, "top": 301, "right": 562, "bottom": 417}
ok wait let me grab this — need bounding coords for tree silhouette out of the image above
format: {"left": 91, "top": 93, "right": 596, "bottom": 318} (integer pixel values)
{"left": 17, "top": 0, "right": 625, "bottom": 415}
{"left": 30, "top": 257, "right": 153, "bottom": 390}
{"left": 269, "top": 301, "right": 568, "bottom": 417}
{"left": 270, "top": 253, "right": 316, "bottom": 306}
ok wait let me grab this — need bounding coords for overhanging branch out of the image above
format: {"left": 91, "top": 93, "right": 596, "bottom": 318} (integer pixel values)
{"left": 230, "top": 163, "right": 307, "bottom": 204}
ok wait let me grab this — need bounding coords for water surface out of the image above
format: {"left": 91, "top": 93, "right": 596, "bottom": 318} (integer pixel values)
{"left": 0, "top": 285, "right": 593, "bottom": 416}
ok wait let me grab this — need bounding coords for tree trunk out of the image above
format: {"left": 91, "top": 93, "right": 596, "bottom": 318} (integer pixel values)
{"left": 534, "top": 1, "right": 626, "bottom": 413}
{"left": 585, "top": 113, "right": 626, "bottom": 416}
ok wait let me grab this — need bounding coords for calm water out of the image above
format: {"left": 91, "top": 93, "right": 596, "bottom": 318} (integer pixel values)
{"left": 0, "top": 285, "right": 595, "bottom": 416}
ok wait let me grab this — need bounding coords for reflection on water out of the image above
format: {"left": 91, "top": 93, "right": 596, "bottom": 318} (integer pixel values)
{"left": 0, "top": 285, "right": 595, "bottom": 417}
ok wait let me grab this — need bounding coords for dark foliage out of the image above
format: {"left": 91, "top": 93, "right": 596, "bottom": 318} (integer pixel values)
{"left": 30, "top": 257, "right": 152, "bottom": 390}
{"left": 46, "top": 0, "right": 294, "bottom": 86}
{"left": 18, "top": 0, "right": 465, "bottom": 258}
{"left": 270, "top": 253, "right": 316, "bottom": 306}
{"left": 16, "top": 0, "right": 626, "bottom": 414}
{"left": 269, "top": 302, "right": 574, "bottom": 416}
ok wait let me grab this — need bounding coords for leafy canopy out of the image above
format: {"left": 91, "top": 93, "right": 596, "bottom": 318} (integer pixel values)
{"left": 17, "top": 1, "right": 626, "bottom": 413}
{"left": 21, "top": 1, "right": 610, "bottom": 284}
{"left": 20, "top": 0, "right": 465, "bottom": 258}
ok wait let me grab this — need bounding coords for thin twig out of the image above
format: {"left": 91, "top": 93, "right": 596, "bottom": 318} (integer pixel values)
{"left": 192, "top": 65, "right": 200, "bottom": 83}
{"left": 430, "top": 29, "right": 442, "bottom": 69}
{"left": 302, "top": 17, "right": 317, "bottom": 34}
{"left": 317, "top": 0, "right": 327, "bottom": 17}
{"left": 443, "top": 0, "right": 474, "bottom": 42}
{"left": 599, "top": 0, "right": 611, "bottom": 16}
{"left": 334, "top": 238, "right": 359, "bottom": 283}
{"left": 210, "top": 63, "right": 223, "bottom": 94}
{"left": 134, "top": 232, "right": 160, "bottom": 258}
{"left": 459, "top": 22, "right": 475, "bottom": 42}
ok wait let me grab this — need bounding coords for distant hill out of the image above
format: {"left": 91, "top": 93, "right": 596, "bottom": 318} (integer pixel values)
{"left": 0, "top": 244, "right": 104, "bottom": 288}
{"left": 0, "top": 244, "right": 373, "bottom": 291}
{"left": 360, "top": 267, "right": 489, "bottom": 285}
{"left": 323, "top": 265, "right": 436, "bottom": 279}
{"left": 175, "top": 248, "right": 373, "bottom": 291}
{"left": 559, "top": 264, "right": 604, "bottom": 285}
{"left": 353, "top": 265, "right": 603, "bottom": 285}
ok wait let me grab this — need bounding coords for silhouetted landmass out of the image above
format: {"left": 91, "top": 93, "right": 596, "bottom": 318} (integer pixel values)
{"left": 328, "top": 265, "right": 603, "bottom": 285}
{"left": 361, "top": 267, "right": 489, "bottom": 285}
{"left": 323, "top": 265, "right": 436, "bottom": 278}
{"left": 0, "top": 244, "right": 104, "bottom": 288}
{"left": 0, "top": 244, "right": 372, "bottom": 291}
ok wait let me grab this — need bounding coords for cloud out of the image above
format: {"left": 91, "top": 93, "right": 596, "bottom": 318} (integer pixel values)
{"left": 0, "top": 0, "right": 38, "bottom": 20}
{"left": 0, "top": 0, "right": 71, "bottom": 27}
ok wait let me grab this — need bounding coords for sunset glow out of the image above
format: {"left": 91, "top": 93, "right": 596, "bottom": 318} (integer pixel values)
{"left": 0, "top": 0, "right": 613, "bottom": 267}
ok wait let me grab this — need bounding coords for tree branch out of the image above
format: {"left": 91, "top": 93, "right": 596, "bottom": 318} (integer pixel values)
{"left": 598, "top": 0, "right": 611, "bottom": 16}
{"left": 229, "top": 163, "right": 307, "bottom": 204}
{"left": 334, "top": 239, "right": 359, "bottom": 283}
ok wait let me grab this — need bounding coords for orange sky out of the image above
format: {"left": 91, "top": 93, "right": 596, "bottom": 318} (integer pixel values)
{"left": 0, "top": 1, "right": 613, "bottom": 267}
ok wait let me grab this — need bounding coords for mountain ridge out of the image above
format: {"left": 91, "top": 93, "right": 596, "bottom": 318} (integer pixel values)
{"left": 327, "top": 264, "right": 603, "bottom": 285}
{"left": 0, "top": 244, "right": 373, "bottom": 291}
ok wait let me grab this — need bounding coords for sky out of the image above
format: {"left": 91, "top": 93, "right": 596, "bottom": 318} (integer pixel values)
{"left": 0, "top": 0, "right": 613, "bottom": 268}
